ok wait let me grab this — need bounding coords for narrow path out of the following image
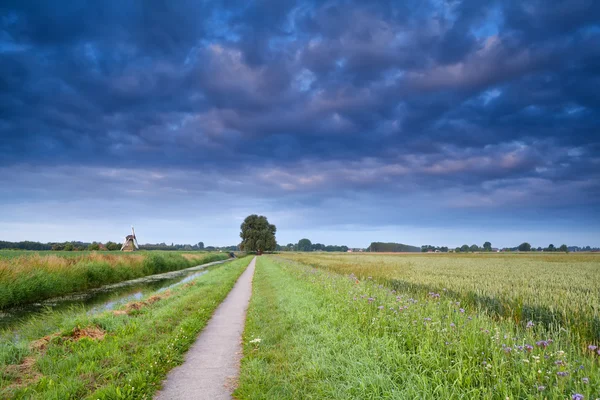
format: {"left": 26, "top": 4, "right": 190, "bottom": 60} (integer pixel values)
{"left": 155, "top": 257, "right": 256, "bottom": 400}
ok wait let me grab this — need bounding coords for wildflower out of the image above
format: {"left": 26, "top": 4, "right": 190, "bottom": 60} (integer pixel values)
{"left": 424, "top": 318, "right": 432, "bottom": 322}
{"left": 582, "top": 377, "right": 589, "bottom": 384}
{"left": 503, "top": 347, "right": 512, "bottom": 354}
{"left": 249, "top": 338, "right": 262, "bottom": 344}
{"left": 525, "top": 344, "right": 533, "bottom": 352}
{"left": 588, "top": 345, "right": 598, "bottom": 351}
{"left": 572, "top": 394, "right": 584, "bottom": 400}
{"left": 526, "top": 321, "right": 534, "bottom": 329}
{"left": 554, "top": 360, "right": 564, "bottom": 366}
{"left": 557, "top": 371, "right": 569, "bottom": 377}
{"left": 459, "top": 308, "right": 465, "bottom": 313}
{"left": 378, "top": 305, "right": 384, "bottom": 310}
{"left": 450, "top": 323, "right": 456, "bottom": 328}
{"left": 368, "top": 297, "right": 375, "bottom": 303}
{"left": 537, "top": 386, "right": 545, "bottom": 391}
{"left": 557, "top": 350, "right": 565, "bottom": 356}
{"left": 536, "top": 340, "right": 549, "bottom": 348}
{"left": 522, "top": 359, "right": 529, "bottom": 363}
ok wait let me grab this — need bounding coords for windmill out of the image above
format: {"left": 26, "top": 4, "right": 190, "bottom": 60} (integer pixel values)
{"left": 121, "top": 226, "right": 139, "bottom": 251}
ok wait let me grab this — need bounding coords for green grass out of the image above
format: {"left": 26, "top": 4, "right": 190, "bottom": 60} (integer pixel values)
{"left": 0, "top": 256, "right": 252, "bottom": 399}
{"left": 278, "top": 252, "right": 600, "bottom": 342}
{"left": 0, "top": 252, "right": 229, "bottom": 309}
{"left": 236, "top": 256, "right": 599, "bottom": 399}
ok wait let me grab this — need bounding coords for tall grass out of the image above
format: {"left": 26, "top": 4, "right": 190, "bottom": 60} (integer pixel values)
{"left": 278, "top": 252, "right": 600, "bottom": 343}
{"left": 236, "top": 257, "right": 599, "bottom": 399}
{"left": 0, "top": 252, "right": 229, "bottom": 309}
{"left": 0, "top": 256, "right": 252, "bottom": 399}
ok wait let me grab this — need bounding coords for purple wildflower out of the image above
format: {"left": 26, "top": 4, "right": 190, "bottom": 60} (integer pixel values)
{"left": 424, "top": 318, "right": 432, "bottom": 322}
{"left": 537, "top": 386, "right": 545, "bottom": 391}
{"left": 555, "top": 360, "right": 564, "bottom": 366}
{"left": 536, "top": 340, "right": 549, "bottom": 348}
{"left": 378, "top": 305, "right": 384, "bottom": 310}
{"left": 588, "top": 345, "right": 598, "bottom": 351}
{"left": 459, "top": 308, "right": 465, "bottom": 313}
{"left": 368, "top": 297, "right": 375, "bottom": 303}
{"left": 582, "top": 377, "right": 589, "bottom": 384}
{"left": 597, "top": 349, "right": 600, "bottom": 356}
{"left": 450, "top": 322, "right": 456, "bottom": 328}
{"left": 572, "top": 394, "right": 584, "bottom": 400}
{"left": 526, "top": 321, "right": 534, "bottom": 329}
{"left": 557, "top": 371, "right": 569, "bottom": 377}
{"left": 503, "top": 347, "right": 512, "bottom": 354}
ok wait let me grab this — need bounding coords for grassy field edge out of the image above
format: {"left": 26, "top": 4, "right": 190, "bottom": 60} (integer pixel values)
{"left": 235, "top": 256, "right": 599, "bottom": 399}
{"left": 0, "top": 256, "right": 251, "bottom": 399}
{"left": 0, "top": 252, "right": 230, "bottom": 309}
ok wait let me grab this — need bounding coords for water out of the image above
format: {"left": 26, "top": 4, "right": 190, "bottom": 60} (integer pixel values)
{"left": 0, "top": 259, "right": 231, "bottom": 331}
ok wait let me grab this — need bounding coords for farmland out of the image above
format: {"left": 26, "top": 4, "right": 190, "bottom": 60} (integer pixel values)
{"left": 0, "top": 251, "right": 229, "bottom": 309}
{"left": 237, "top": 255, "right": 600, "bottom": 399}
{"left": 277, "top": 252, "right": 600, "bottom": 343}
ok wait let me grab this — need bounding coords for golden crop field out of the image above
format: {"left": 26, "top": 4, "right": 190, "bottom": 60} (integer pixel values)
{"left": 277, "top": 252, "right": 600, "bottom": 342}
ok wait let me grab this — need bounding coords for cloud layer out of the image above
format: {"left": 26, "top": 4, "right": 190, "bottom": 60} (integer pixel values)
{"left": 1, "top": 0, "right": 599, "bottom": 246}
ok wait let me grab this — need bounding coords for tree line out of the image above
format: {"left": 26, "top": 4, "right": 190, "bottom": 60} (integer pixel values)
{"left": 0, "top": 240, "right": 238, "bottom": 252}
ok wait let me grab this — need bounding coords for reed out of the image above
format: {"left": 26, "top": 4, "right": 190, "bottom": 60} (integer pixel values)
{"left": 0, "top": 252, "right": 228, "bottom": 309}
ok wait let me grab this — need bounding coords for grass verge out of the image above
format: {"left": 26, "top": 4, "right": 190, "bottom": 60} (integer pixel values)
{"left": 236, "top": 256, "right": 599, "bottom": 399}
{"left": 0, "top": 256, "right": 251, "bottom": 399}
{"left": 0, "top": 252, "right": 229, "bottom": 309}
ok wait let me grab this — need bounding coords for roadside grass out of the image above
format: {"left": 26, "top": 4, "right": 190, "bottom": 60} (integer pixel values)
{"left": 0, "top": 252, "right": 229, "bottom": 309}
{"left": 0, "top": 256, "right": 251, "bottom": 399}
{"left": 236, "top": 256, "right": 599, "bottom": 399}
{"left": 278, "top": 252, "right": 600, "bottom": 343}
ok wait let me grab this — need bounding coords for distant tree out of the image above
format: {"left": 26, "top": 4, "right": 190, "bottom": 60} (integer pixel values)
{"left": 518, "top": 242, "right": 531, "bottom": 252}
{"left": 483, "top": 242, "right": 492, "bottom": 251}
{"left": 51, "top": 243, "right": 64, "bottom": 251}
{"left": 460, "top": 244, "right": 469, "bottom": 252}
{"left": 197, "top": 242, "right": 205, "bottom": 250}
{"left": 559, "top": 244, "right": 568, "bottom": 253}
{"left": 537, "top": 247, "right": 542, "bottom": 252}
{"left": 440, "top": 246, "right": 448, "bottom": 252}
{"left": 469, "top": 244, "right": 479, "bottom": 252}
{"left": 455, "top": 247, "right": 461, "bottom": 253}
{"left": 239, "top": 214, "right": 277, "bottom": 253}
{"left": 105, "top": 241, "right": 121, "bottom": 251}
{"left": 88, "top": 242, "right": 100, "bottom": 251}
{"left": 297, "top": 238, "right": 313, "bottom": 252}
{"left": 546, "top": 244, "right": 556, "bottom": 252}
{"left": 63, "top": 243, "right": 74, "bottom": 251}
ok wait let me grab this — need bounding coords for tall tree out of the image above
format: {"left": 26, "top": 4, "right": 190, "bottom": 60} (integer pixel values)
{"left": 239, "top": 215, "right": 277, "bottom": 252}
{"left": 297, "top": 238, "right": 312, "bottom": 252}
{"left": 518, "top": 242, "right": 531, "bottom": 252}
{"left": 469, "top": 244, "right": 479, "bottom": 252}
{"left": 483, "top": 241, "right": 492, "bottom": 251}
{"left": 559, "top": 244, "right": 568, "bottom": 252}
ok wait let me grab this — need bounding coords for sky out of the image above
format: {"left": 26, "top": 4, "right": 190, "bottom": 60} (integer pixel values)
{"left": 1, "top": 0, "right": 599, "bottom": 248}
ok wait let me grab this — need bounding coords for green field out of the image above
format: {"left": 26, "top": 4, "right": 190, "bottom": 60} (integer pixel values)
{"left": 0, "top": 251, "right": 229, "bottom": 309}
{"left": 237, "top": 255, "right": 600, "bottom": 399}
{"left": 277, "top": 252, "right": 600, "bottom": 343}
{"left": 0, "top": 256, "right": 252, "bottom": 399}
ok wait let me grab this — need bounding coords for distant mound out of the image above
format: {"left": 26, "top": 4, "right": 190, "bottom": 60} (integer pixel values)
{"left": 367, "top": 242, "right": 421, "bottom": 252}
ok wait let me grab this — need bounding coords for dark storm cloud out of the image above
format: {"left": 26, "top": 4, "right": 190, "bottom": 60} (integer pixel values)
{"left": 1, "top": 0, "right": 599, "bottom": 227}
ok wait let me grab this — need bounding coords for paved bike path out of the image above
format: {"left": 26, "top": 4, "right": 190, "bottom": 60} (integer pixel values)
{"left": 155, "top": 257, "right": 256, "bottom": 399}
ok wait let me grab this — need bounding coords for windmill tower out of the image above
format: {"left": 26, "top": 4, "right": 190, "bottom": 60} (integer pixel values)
{"left": 121, "top": 226, "right": 139, "bottom": 251}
